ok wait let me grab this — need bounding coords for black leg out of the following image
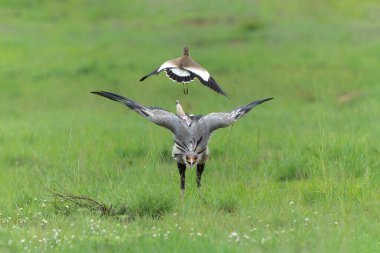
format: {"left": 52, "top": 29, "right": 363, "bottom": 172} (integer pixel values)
{"left": 182, "top": 83, "right": 189, "bottom": 95}
{"left": 177, "top": 162, "right": 186, "bottom": 197}
{"left": 196, "top": 163, "right": 205, "bottom": 188}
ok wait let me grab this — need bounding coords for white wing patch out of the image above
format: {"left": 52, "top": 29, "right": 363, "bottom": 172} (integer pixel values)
{"left": 183, "top": 66, "right": 210, "bottom": 81}
{"left": 165, "top": 68, "right": 195, "bottom": 83}
{"left": 171, "top": 68, "right": 191, "bottom": 77}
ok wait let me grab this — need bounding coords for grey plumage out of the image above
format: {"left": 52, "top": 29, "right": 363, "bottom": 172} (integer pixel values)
{"left": 92, "top": 91, "right": 273, "bottom": 196}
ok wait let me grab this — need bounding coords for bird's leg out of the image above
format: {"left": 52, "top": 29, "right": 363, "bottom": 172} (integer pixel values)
{"left": 182, "top": 83, "right": 186, "bottom": 95}
{"left": 177, "top": 162, "right": 186, "bottom": 199}
{"left": 196, "top": 163, "right": 205, "bottom": 188}
{"left": 182, "top": 83, "right": 188, "bottom": 95}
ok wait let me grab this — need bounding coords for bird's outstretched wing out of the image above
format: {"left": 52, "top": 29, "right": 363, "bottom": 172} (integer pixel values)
{"left": 92, "top": 91, "right": 181, "bottom": 134}
{"left": 190, "top": 72, "right": 227, "bottom": 96}
{"left": 200, "top": 97, "right": 274, "bottom": 132}
{"left": 140, "top": 59, "right": 178, "bottom": 82}
{"left": 139, "top": 68, "right": 159, "bottom": 82}
{"left": 183, "top": 60, "right": 227, "bottom": 96}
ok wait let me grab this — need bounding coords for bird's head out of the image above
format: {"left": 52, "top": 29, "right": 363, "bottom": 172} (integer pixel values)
{"left": 183, "top": 47, "right": 189, "bottom": 56}
{"left": 185, "top": 152, "right": 198, "bottom": 168}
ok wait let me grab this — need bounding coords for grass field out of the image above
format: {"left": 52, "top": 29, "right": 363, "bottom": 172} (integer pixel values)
{"left": 1, "top": 0, "right": 380, "bottom": 252}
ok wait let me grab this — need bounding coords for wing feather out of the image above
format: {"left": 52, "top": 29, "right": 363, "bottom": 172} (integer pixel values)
{"left": 200, "top": 98, "right": 274, "bottom": 132}
{"left": 92, "top": 91, "right": 181, "bottom": 133}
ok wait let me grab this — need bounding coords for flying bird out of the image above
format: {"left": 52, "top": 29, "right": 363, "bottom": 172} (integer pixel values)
{"left": 140, "top": 47, "right": 227, "bottom": 96}
{"left": 92, "top": 91, "right": 273, "bottom": 197}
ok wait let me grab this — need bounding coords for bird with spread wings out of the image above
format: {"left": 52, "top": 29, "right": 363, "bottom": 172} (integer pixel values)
{"left": 92, "top": 91, "right": 273, "bottom": 198}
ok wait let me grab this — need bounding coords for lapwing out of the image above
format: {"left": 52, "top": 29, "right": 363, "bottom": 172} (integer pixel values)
{"left": 92, "top": 91, "right": 273, "bottom": 198}
{"left": 140, "top": 47, "right": 227, "bottom": 96}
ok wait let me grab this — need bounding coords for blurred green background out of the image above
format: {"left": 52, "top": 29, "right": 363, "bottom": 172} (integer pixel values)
{"left": 0, "top": 0, "right": 379, "bottom": 252}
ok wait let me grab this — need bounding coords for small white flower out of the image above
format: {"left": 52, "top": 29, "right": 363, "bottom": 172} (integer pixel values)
{"left": 305, "top": 217, "right": 310, "bottom": 222}
{"left": 197, "top": 232, "right": 202, "bottom": 236}
{"left": 20, "top": 239, "right": 25, "bottom": 243}
{"left": 229, "top": 232, "right": 238, "bottom": 238}
{"left": 289, "top": 201, "right": 294, "bottom": 205}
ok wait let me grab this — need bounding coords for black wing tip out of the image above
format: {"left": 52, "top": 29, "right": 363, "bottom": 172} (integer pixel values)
{"left": 91, "top": 90, "right": 127, "bottom": 102}
{"left": 251, "top": 97, "right": 274, "bottom": 105}
{"left": 240, "top": 97, "right": 274, "bottom": 112}
{"left": 91, "top": 91, "right": 108, "bottom": 96}
{"left": 91, "top": 90, "right": 120, "bottom": 102}
{"left": 260, "top": 97, "right": 274, "bottom": 103}
{"left": 91, "top": 91, "right": 145, "bottom": 112}
{"left": 206, "top": 76, "right": 228, "bottom": 97}
{"left": 91, "top": 90, "right": 115, "bottom": 96}
{"left": 140, "top": 68, "right": 159, "bottom": 82}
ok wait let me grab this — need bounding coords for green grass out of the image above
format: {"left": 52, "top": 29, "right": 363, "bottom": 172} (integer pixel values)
{"left": 1, "top": 0, "right": 380, "bottom": 252}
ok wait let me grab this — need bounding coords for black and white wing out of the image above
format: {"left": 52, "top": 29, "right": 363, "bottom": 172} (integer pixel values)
{"left": 200, "top": 97, "right": 274, "bottom": 132}
{"left": 183, "top": 64, "right": 227, "bottom": 96}
{"left": 140, "top": 59, "right": 196, "bottom": 83}
{"left": 164, "top": 68, "right": 196, "bottom": 83}
{"left": 92, "top": 91, "right": 181, "bottom": 134}
{"left": 140, "top": 60, "right": 175, "bottom": 82}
